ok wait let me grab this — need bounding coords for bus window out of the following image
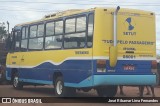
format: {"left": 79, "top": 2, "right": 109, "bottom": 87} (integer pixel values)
{"left": 21, "top": 27, "right": 28, "bottom": 51}
{"left": 76, "top": 16, "right": 86, "bottom": 32}
{"left": 46, "top": 22, "right": 54, "bottom": 36}
{"left": 21, "top": 39, "right": 27, "bottom": 51}
{"left": 22, "top": 27, "right": 25, "bottom": 39}
{"left": 26, "top": 27, "right": 28, "bottom": 38}
{"left": 29, "top": 38, "right": 43, "bottom": 50}
{"left": 45, "top": 35, "right": 62, "bottom": 49}
{"left": 65, "top": 18, "right": 76, "bottom": 33}
{"left": 29, "top": 24, "right": 44, "bottom": 51}
{"left": 37, "top": 24, "right": 44, "bottom": 37}
{"left": 87, "top": 14, "right": 94, "bottom": 47}
{"left": 30, "top": 25, "right": 37, "bottom": 38}
{"left": 15, "top": 31, "right": 21, "bottom": 51}
{"left": 55, "top": 20, "right": 63, "bottom": 35}
{"left": 64, "top": 32, "right": 85, "bottom": 48}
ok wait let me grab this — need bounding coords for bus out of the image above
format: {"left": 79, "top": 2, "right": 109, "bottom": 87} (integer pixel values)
{"left": 6, "top": 7, "right": 158, "bottom": 97}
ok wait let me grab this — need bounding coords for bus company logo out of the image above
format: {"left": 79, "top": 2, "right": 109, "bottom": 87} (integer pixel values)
{"left": 125, "top": 17, "right": 135, "bottom": 30}
{"left": 123, "top": 17, "right": 136, "bottom": 36}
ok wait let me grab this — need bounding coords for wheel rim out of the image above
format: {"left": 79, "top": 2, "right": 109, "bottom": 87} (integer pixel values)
{"left": 13, "top": 76, "right": 18, "bottom": 87}
{"left": 56, "top": 80, "right": 63, "bottom": 95}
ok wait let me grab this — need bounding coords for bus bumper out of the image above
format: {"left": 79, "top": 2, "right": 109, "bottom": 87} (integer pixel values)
{"left": 94, "top": 74, "right": 157, "bottom": 86}
{"left": 65, "top": 74, "right": 157, "bottom": 88}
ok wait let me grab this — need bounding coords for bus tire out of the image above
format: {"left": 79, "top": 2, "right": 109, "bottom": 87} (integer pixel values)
{"left": 12, "top": 72, "right": 23, "bottom": 90}
{"left": 54, "top": 77, "right": 76, "bottom": 97}
{"left": 96, "top": 85, "right": 117, "bottom": 97}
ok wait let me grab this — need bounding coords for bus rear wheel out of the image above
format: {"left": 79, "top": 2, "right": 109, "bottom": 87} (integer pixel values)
{"left": 54, "top": 77, "right": 76, "bottom": 97}
{"left": 96, "top": 85, "right": 117, "bottom": 97}
{"left": 13, "top": 72, "right": 23, "bottom": 90}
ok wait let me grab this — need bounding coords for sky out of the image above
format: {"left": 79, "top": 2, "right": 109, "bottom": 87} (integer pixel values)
{"left": 0, "top": 0, "right": 160, "bottom": 53}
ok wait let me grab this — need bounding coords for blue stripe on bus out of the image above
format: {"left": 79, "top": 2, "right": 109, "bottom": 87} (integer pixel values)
{"left": 93, "top": 75, "right": 157, "bottom": 86}
{"left": 64, "top": 75, "right": 156, "bottom": 87}
{"left": 64, "top": 76, "right": 93, "bottom": 87}
{"left": 6, "top": 60, "right": 92, "bottom": 84}
{"left": 6, "top": 60, "right": 154, "bottom": 87}
{"left": 9, "top": 74, "right": 156, "bottom": 88}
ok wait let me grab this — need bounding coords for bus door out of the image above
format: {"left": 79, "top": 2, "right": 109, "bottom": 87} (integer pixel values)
{"left": 9, "top": 30, "right": 22, "bottom": 69}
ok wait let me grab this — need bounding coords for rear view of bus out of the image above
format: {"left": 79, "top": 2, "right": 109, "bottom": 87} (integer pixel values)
{"left": 93, "top": 7, "right": 158, "bottom": 96}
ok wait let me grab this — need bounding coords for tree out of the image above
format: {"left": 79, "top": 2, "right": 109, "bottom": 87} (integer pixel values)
{"left": 0, "top": 25, "right": 7, "bottom": 39}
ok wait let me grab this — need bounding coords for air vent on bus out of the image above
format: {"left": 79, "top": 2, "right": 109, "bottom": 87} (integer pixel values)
{"left": 43, "top": 9, "right": 83, "bottom": 19}
{"left": 44, "top": 14, "right": 56, "bottom": 19}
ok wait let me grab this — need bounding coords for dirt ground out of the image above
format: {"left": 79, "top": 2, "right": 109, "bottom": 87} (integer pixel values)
{"left": 0, "top": 85, "right": 160, "bottom": 106}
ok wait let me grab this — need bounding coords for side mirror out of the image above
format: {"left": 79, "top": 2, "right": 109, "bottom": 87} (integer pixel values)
{"left": 109, "top": 46, "right": 117, "bottom": 67}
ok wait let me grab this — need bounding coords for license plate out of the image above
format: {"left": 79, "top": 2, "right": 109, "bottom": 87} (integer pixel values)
{"left": 124, "top": 65, "right": 135, "bottom": 71}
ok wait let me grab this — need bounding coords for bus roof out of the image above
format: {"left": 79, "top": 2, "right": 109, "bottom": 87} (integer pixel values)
{"left": 15, "top": 7, "right": 154, "bottom": 27}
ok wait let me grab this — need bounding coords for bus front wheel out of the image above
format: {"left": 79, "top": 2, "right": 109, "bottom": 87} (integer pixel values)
{"left": 12, "top": 72, "right": 23, "bottom": 90}
{"left": 96, "top": 85, "right": 117, "bottom": 97}
{"left": 54, "top": 77, "right": 76, "bottom": 97}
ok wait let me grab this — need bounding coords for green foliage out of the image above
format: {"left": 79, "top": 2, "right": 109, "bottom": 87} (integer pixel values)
{"left": 0, "top": 26, "right": 7, "bottom": 39}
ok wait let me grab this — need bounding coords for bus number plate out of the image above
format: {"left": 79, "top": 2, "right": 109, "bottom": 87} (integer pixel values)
{"left": 124, "top": 65, "right": 135, "bottom": 71}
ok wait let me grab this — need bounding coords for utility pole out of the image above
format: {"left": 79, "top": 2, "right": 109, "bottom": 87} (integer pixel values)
{"left": 6, "top": 21, "right": 9, "bottom": 34}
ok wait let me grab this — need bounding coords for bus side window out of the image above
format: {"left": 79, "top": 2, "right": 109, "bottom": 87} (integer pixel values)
{"left": 64, "top": 33, "right": 86, "bottom": 48}
{"left": 15, "top": 31, "right": 21, "bottom": 51}
{"left": 29, "top": 38, "right": 43, "bottom": 50}
{"left": 87, "top": 14, "right": 94, "bottom": 47}
{"left": 55, "top": 20, "right": 63, "bottom": 35}
{"left": 45, "top": 35, "right": 62, "bottom": 49}
{"left": 22, "top": 27, "right": 26, "bottom": 39}
{"left": 76, "top": 16, "right": 86, "bottom": 32}
{"left": 29, "top": 24, "right": 44, "bottom": 50}
{"left": 65, "top": 18, "right": 76, "bottom": 33}
{"left": 21, "top": 27, "right": 28, "bottom": 51}
{"left": 64, "top": 16, "right": 86, "bottom": 49}
{"left": 45, "top": 21, "right": 62, "bottom": 49}
{"left": 30, "top": 25, "right": 37, "bottom": 38}
{"left": 37, "top": 24, "right": 44, "bottom": 37}
{"left": 46, "top": 21, "right": 54, "bottom": 36}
